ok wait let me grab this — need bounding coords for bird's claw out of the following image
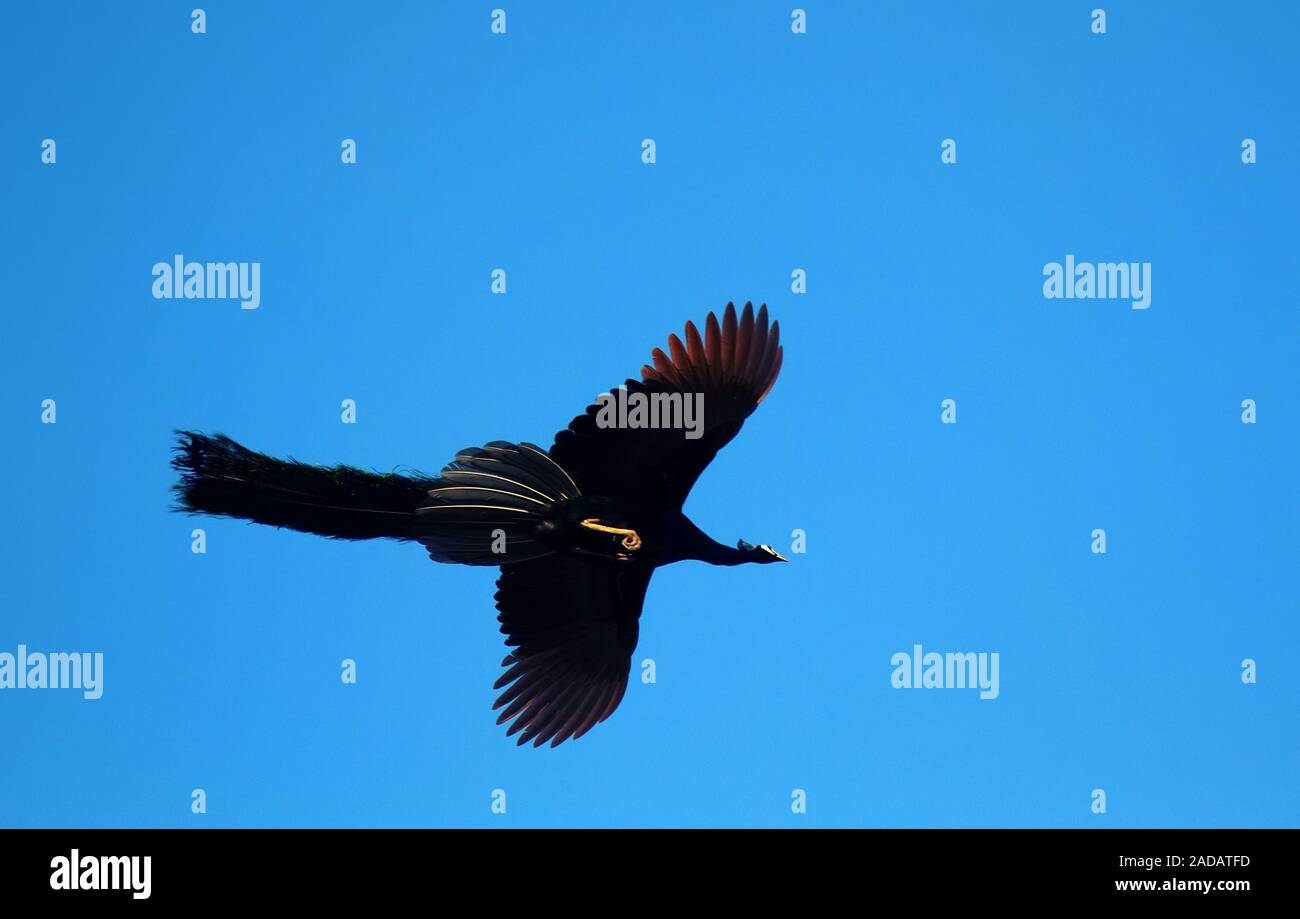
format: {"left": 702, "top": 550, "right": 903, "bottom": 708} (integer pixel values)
{"left": 579, "top": 518, "right": 642, "bottom": 551}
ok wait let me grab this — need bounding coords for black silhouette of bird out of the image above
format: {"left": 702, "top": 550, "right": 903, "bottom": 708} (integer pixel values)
{"left": 172, "top": 301, "right": 785, "bottom": 747}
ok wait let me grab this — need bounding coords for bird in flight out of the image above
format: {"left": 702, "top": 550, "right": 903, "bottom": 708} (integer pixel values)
{"left": 173, "top": 301, "right": 785, "bottom": 747}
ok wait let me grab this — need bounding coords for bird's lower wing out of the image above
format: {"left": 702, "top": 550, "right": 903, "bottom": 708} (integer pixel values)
{"left": 491, "top": 555, "right": 652, "bottom": 747}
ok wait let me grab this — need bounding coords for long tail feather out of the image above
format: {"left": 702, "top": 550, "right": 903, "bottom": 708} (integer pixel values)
{"left": 172, "top": 432, "right": 579, "bottom": 566}
{"left": 171, "top": 431, "right": 435, "bottom": 541}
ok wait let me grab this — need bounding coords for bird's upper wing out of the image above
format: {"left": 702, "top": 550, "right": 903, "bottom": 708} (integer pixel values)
{"left": 548, "top": 301, "right": 783, "bottom": 508}
{"left": 491, "top": 555, "right": 652, "bottom": 747}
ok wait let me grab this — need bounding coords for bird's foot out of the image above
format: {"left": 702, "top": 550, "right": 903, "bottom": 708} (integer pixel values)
{"left": 579, "top": 518, "right": 643, "bottom": 551}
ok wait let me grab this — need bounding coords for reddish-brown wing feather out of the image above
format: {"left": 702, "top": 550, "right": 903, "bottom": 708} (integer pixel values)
{"left": 550, "top": 301, "right": 783, "bottom": 507}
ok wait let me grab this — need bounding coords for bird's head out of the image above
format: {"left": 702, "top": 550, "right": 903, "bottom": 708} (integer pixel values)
{"left": 737, "top": 539, "right": 788, "bottom": 564}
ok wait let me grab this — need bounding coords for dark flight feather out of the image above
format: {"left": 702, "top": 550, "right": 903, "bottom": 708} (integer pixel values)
{"left": 549, "top": 301, "right": 783, "bottom": 507}
{"left": 491, "top": 555, "right": 650, "bottom": 747}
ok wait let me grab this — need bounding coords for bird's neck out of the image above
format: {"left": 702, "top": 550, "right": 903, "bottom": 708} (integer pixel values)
{"left": 677, "top": 517, "right": 748, "bottom": 566}
{"left": 702, "top": 543, "right": 749, "bottom": 566}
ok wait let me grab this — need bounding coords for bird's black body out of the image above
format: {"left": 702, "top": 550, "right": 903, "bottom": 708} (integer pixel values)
{"left": 173, "top": 301, "right": 785, "bottom": 747}
{"left": 537, "top": 496, "right": 773, "bottom": 568}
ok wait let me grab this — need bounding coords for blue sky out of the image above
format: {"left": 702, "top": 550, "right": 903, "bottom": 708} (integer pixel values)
{"left": 1, "top": 1, "right": 1295, "bottom": 827}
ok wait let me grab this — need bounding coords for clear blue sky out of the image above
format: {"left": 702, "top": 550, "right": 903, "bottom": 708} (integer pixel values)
{"left": 2, "top": 1, "right": 1295, "bottom": 828}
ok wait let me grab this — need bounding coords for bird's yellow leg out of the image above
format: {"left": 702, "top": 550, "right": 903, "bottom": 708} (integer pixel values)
{"left": 579, "top": 518, "right": 643, "bottom": 550}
